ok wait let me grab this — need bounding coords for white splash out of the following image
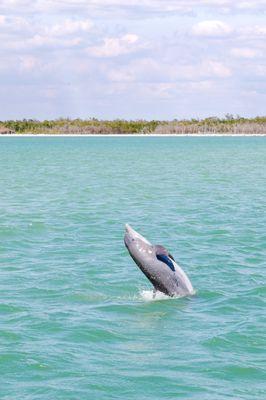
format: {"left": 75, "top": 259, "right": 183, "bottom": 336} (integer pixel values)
{"left": 140, "top": 289, "right": 172, "bottom": 302}
{"left": 139, "top": 289, "right": 196, "bottom": 302}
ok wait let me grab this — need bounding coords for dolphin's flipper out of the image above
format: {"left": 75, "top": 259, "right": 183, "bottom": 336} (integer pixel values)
{"left": 156, "top": 253, "right": 175, "bottom": 272}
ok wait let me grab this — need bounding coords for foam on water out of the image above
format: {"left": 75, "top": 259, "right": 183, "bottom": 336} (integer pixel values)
{"left": 140, "top": 289, "right": 171, "bottom": 301}
{"left": 139, "top": 288, "right": 197, "bottom": 301}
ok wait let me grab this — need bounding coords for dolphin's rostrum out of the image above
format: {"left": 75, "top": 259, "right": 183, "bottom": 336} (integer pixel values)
{"left": 124, "top": 224, "right": 194, "bottom": 297}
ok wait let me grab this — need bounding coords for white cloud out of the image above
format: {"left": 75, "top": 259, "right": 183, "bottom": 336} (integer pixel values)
{"left": 0, "top": 0, "right": 265, "bottom": 119}
{"left": 41, "top": 87, "right": 58, "bottom": 99}
{"left": 0, "top": 14, "right": 29, "bottom": 32}
{"left": 108, "top": 68, "right": 136, "bottom": 82}
{"left": 19, "top": 55, "right": 40, "bottom": 71}
{"left": 88, "top": 34, "right": 140, "bottom": 57}
{"left": 231, "top": 47, "right": 261, "bottom": 58}
{"left": 47, "top": 19, "right": 93, "bottom": 36}
{"left": 202, "top": 60, "right": 232, "bottom": 78}
{"left": 1, "top": 0, "right": 266, "bottom": 18}
{"left": 192, "top": 20, "right": 232, "bottom": 36}
{"left": 236, "top": 1, "right": 265, "bottom": 10}
{"left": 186, "top": 80, "right": 214, "bottom": 91}
{"left": 107, "top": 58, "right": 232, "bottom": 85}
{"left": 107, "top": 58, "right": 161, "bottom": 82}
{"left": 254, "top": 64, "right": 266, "bottom": 77}
{"left": 239, "top": 25, "right": 266, "bottom": 38}
{"left": 253, "top": 25, "right": 266, "bottom": 35}
{"left": 0, "top": 17, "right": 93, "bottom": 52}
{"left": 5, "top": 34, "right": 82, "bottom": 51}
{"left": 0, "top": 15, "right": 6, "bottom": 24}
{"left": 30, "top": 34, "right": 82, "bottom": 48}
{"left": 180, "top": 61, "right": 232, "bottom": 79}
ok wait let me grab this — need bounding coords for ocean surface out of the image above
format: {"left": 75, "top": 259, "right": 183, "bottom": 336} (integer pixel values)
{"left": 0, "top": 137, "right": 265, "bottom": 400}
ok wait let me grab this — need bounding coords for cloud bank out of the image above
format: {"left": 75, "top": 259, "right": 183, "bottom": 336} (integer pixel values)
{"left": 0, "top": 0, "right": 265, "bottom": 119}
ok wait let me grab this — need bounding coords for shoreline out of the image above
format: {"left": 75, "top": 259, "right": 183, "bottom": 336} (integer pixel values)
{"left": 1, "top": 133, "right": 266, "bottom": 137}
{"left": 1, "top": 117, "right": 266, "bottom": 136}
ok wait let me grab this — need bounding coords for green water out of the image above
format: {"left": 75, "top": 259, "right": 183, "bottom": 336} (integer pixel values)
{"left": 0, "top": 137, "right": 265, "bottom": 399}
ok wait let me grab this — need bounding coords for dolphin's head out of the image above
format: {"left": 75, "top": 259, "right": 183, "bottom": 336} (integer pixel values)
{"left": 124, "top": 224, "right": 151, "bottom": 250}
{"left": 124, "top": 224, "right": 158, "bottom": 288}
{"left": 124, "top": 224, "right": 154, "bottom": 265}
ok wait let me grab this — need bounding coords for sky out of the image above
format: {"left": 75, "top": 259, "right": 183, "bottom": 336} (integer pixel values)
{"left": 0, "top": 0, "right": 266, "bottom": 120}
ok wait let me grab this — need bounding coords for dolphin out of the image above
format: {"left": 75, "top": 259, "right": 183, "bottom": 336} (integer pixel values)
{"left": 124, "top": 224, "right": 194, "bottom": 298}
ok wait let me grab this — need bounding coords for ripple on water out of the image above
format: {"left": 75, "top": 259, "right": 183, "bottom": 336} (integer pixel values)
{"left": 0, "top": 137, "right": 266, "bottom": 400}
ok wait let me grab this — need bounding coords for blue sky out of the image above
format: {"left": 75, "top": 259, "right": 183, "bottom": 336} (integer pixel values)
{"left": 0, "top": 0, "right": 265, "bottom": 120}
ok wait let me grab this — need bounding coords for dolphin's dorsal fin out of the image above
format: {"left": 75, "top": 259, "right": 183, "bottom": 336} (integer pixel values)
{"left": 154, "top": 245, "right": 168, "bottom": 255}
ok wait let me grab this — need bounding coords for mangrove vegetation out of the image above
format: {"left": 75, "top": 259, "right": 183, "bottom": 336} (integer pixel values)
{"left": 1, "top": 115, "right": 266, "bottom": 135}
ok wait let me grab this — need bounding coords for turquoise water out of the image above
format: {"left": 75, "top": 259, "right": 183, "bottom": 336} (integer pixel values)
{"left": 0, "top": 137, "right": 265, "bottom": 399}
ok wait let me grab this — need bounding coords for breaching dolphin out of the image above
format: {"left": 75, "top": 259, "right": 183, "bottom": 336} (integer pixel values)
{"left": 124, "top": 224, "right": 194, "bottom": 297}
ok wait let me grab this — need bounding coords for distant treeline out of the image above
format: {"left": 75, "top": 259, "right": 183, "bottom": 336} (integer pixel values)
{"left": 1, "top": 115, "right": 266, "bottom": 134}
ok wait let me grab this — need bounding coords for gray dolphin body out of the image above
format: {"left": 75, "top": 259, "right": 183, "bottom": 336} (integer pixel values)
{"left": 124, "top": 224, "right": 194, "bottom": 297}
